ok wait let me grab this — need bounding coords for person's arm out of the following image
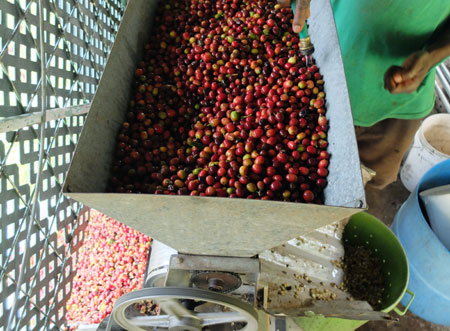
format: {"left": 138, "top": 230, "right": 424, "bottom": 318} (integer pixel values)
{"left": 278, "top": 0, "right": 311, "bottom": 33}
{"left": 427, "top": 16, "right": 450, "bottom": 64}
{"left": 384, "top": 16, "right": 450, "bottom": 94}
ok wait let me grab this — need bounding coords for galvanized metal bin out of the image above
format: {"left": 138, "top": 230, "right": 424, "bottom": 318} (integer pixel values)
{"left": 63, "top": 0, "right": 366, "bottom": 257}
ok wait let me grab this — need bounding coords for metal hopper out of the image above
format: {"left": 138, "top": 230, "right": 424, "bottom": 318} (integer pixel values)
{"left": 63, "top": 0, "right": 366, "bottom": 257}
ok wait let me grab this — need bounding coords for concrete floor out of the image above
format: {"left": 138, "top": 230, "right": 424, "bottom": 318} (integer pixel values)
{"left": 357, "top": 179, "right": 450, "bottom": 331}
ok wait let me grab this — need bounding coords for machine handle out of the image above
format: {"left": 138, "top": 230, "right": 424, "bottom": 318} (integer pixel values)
{"left": 392, "top": 289, "right": 415, "bottom": 316}
{"left": 290, "top": 0, "right": 310, "bottom": 39}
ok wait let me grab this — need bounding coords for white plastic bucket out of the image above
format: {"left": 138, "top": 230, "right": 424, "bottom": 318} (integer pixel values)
{"left": 400, "top": 114, "right": 450, "bottom": 192}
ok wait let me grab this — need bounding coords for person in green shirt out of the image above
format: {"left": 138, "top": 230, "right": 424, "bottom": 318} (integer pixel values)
{"left": 281, "top": 0, "right": 450, "bottom": 189}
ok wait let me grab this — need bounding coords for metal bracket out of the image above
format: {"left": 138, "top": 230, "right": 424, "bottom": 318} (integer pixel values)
{"left": 166, "top": 254, "right": 260, "bottom": 306}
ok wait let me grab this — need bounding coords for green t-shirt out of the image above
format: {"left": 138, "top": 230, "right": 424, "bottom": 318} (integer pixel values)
{"left": 331, "top": 0, "right": 450, "bottom": 127}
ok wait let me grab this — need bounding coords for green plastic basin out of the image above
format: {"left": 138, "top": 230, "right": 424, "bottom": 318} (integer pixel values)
{"left": 294, "top": 212, "right": 413, "bottom": 331}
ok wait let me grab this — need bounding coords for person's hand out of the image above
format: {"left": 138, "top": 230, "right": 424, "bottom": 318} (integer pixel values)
{"left": 384, "top": 51, "right": 433, "bottom": 94}
{"left": 277, "top": 0, "right": 311, "bottom": 33}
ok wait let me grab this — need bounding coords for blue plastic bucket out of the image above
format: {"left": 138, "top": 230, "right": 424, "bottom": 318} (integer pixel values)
{"left": 392, "top": 159, "right": 450, "bottom": 326}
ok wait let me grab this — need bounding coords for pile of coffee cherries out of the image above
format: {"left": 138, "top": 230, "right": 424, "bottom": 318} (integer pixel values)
{"left": 108, "top": 0, "right": 329, "bottom": 204}
{"left": 65, "top": 211, "right": 151, "bottom": 325}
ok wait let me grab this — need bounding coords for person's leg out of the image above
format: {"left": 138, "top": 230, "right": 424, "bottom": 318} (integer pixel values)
{"left": 355, "top": 118, "right": 422, "bottom": 190}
